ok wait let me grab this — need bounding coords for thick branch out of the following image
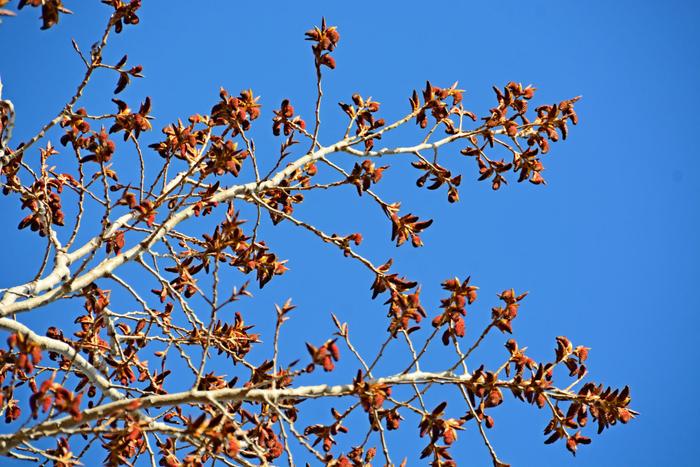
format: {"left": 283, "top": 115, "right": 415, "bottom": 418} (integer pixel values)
{"left": 0, "top": 317, "right": 124, "bottom": 401}
{"left": 0, "top": 367, "right": 606, "bottom": 454}
{"left": 2, "top": 125, "right": 486, "bottom": 316}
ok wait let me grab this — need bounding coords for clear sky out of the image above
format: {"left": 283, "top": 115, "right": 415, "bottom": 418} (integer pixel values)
{"left": 1, "top": 1, "right": 698, "bottom": 466}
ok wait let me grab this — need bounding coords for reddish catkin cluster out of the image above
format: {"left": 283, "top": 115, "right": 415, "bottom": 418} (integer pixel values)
{"left": 305, "top": 17, "right": 341, "bottom": 70}
{"left": 0, "top": 5, "right": 635, "bottom": 467}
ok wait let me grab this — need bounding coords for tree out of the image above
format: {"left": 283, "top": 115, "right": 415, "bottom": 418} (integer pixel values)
{"left": 0, "top": 2, "right": 635, "bottom": 466}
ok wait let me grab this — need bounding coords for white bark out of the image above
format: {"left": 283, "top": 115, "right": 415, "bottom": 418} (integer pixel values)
{"left": 0, "top": 128, "right": 480, "bottom": 317}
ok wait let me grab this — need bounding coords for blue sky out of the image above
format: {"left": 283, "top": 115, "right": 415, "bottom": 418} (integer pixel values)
{"left": 1, "top": 1, "right": 698, "bottom": 465}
